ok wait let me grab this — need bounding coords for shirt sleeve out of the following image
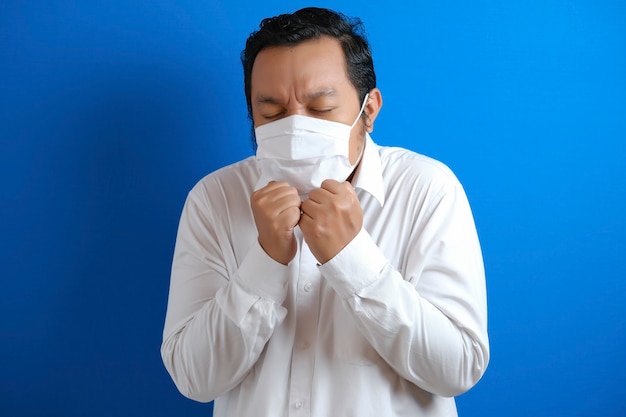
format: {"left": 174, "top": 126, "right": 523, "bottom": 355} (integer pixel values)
{"left": 319, "top": 182, "right": 490, "bottom": 398}
{"left": 160, "top": 188, "right": 292, "bottom": 402}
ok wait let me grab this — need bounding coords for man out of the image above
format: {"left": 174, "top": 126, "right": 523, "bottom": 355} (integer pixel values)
{"left": 161, "top": 7, "right": 489, "bottom": 417}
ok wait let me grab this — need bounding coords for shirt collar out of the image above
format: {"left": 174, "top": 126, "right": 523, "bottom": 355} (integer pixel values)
{"left": 351, "top": 133, "right": 385, "bottom": 206}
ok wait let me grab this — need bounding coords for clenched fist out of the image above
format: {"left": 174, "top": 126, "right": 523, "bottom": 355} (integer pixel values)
{"left": 299, "top": 179, "right": 363, "bottom": 264}
{"left": 251, "top": 181, "right": 302, "bottom": 265}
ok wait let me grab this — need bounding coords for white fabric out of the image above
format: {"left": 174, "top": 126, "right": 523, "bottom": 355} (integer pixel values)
{"left": 254, "top": 114, "right": 354, "bottom": 197}
{"left": 254, "top": 94, "right": 369, "bottom": 197}
{"left": 161, "top": 134, "right": 489, "bottom": 417}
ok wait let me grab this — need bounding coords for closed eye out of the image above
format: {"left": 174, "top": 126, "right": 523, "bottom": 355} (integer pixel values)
{"left": 262, "top": 111, "right": 285, "bottom": 120}
{"left": 310, "top": 108, "right": 334, "bottom": 115}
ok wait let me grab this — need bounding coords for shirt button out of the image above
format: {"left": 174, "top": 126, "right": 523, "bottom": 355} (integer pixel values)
{"left": 303, "top": 282, "right": 313, "bottom": 292}
{"left": 300, "top": 341, "right": 310, "bottom": 350}
{"left": 295, "top": 401, "right": 303, "bottom": 409}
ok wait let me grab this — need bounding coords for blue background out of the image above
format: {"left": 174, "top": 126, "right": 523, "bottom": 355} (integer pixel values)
{"left": 1, "top": 1, "right": 625, "bottom": 416}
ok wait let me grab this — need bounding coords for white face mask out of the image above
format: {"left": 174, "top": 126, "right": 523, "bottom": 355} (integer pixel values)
{"left": 254, "top": 94, "right": 369, "bottom": 196}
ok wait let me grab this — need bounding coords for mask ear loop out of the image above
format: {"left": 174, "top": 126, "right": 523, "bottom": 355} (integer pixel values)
{"left": 350, "top": 93, "right": 370, "bottom": 128}
{"left": 346, "top": 93, "right": 370, "bottom": 182}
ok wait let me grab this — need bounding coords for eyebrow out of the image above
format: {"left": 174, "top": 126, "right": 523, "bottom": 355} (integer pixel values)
{"left": 255, "top": 88, "right": 337, "bottom": 105}
{"left": 305, "top": 88, "right": 337, "bottom": 100}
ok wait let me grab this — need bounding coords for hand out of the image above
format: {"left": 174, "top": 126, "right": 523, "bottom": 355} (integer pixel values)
{"left": 251, "top": 181, "right": 301, "bottom": 265}
{"left": 299, "top": 179, "right": 363, "bottom": 264}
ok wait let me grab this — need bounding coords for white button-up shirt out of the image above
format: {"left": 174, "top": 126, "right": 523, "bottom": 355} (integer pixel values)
{"left": 161, "top": 135, "right": 489, "bottom": 417}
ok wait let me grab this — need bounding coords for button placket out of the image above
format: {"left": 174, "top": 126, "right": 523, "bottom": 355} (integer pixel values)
{"left": 288, "top": 233, "right": 321, "bottom": 417}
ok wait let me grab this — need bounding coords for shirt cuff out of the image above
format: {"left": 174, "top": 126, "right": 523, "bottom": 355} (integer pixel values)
{"left": 236, "top": 240, "right": 291, "bottom": 303}
{"left": 319, "top": 228, "right": 388, "bottom": 299}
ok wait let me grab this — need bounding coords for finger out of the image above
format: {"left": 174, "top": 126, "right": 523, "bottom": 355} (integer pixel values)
{"left": 320, "top": 179, "right": 356, "bottom": 197}
{"left": 281, "top": 206, "right": 302, "bottom": 229}
{"left": 261, "top": 180, "right": 294, "bottom": 194}
{"left": 300, "top": 198, "right": 318, "bottom": 220}
{"left": 275, "top": 194, "right": 302, "bottom": 215}
{"left": 252, "top": 187, "right": 301, "bottom": 224}
{"left": 307, "top": 186, "right": 332, "bottom": 204}
{"left": 254, "top": 182, "right": 298, "bottom": 202}
{"left": 319, "top": 179, "right": 343, "bottom": 192}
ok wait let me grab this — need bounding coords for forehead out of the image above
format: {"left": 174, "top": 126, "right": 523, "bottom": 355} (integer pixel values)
{"left": 250, "top": 36, "right": 353, "bottom": 97}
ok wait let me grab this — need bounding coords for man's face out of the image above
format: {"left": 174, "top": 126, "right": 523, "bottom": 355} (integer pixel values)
{"left": 250, "top": 36, "right": 365, "bottom": 165}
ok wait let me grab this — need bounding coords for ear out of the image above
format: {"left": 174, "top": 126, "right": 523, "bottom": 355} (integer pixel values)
{"left": 364, "top": 88, "right": 383, "bottom": 133}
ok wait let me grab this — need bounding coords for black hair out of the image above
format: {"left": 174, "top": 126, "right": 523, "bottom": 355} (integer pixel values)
{"left": 241, "top": 7, "right": 376, "bottom": 147}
